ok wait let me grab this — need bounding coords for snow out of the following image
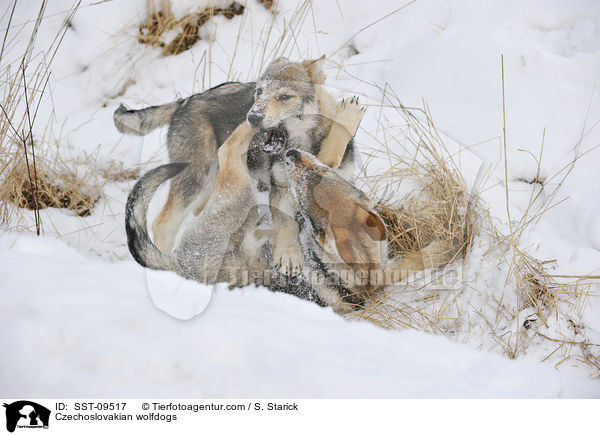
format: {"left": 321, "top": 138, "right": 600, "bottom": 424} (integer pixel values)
{"left": 1, "top": 0, "right": 599, "bottom": 397}
{"left": 1, "top": 233, "right": 597, "bottom": 397}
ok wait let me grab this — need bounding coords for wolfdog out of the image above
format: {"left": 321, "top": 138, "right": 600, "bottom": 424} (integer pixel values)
{"left": 126, "top": 99, "right": 377, "bottom": 312}
{"left": 126, "top": 99, "right": 452, "bottom": 312}
{"left": 285, "top": 148, "right": 455, "bottom": 309}
{"left": 115, "top": 56, "right": 358, "bottom": 276}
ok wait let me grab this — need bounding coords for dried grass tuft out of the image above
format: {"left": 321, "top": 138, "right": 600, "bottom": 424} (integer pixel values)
{"left": 98, "top": 160, "right": 140, "bottom": 183}
{"left": 0, "top": 146, "right": 141, "bottom": 230}
{"left": 0, "top": 0, "right": 140, "bottom": 232}
{"left": 345, "top": 72, "right": 599, "bottom": 377}
{"left": 257, "top": 0, "right": 274, "bottom": 9}
{"left": 360, "top": 98, "right": 479, "bottom": 273}
{"left": 0, "top": 138, "right": 142, "bottom": 226}
{"left": 375, "top": 168, "right": 472, "bottom": 265}
{"left": 0, "top": 151, "right": 100, "bottom": 218}
{"left": 139, "top": 0, "right": 246, "bottom": 56}
{"left": 344, "top": 97, "right": 480, "bottom": 333}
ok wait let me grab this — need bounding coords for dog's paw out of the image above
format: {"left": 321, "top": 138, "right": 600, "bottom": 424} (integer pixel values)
{"left": 334, "top": 96, "right": 365, "bottom": 138}
{"left": 274, "top": 243, "right": 304, "bottom": 276}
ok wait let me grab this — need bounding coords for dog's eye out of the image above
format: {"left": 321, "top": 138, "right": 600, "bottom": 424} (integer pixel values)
{"left": 278, "top": 94, "right": 292, "bottom": 101}
{"left": 255, "top": 89, "right": 263, "bottom": 98}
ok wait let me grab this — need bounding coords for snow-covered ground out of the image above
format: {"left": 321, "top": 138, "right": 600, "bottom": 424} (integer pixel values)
{"left": 1, "top": 233, "right": 597, "bottom": 398}
{"left": 1, "top": 0, "right": 599, "bottom": 397}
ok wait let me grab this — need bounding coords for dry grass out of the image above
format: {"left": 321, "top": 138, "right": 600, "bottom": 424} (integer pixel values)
{"left": 484, "top": 229, "right": 596, "bottom": 363}
{"left": 364, "top": 99, "right": 479, "bottom": 270}
{"left": 375, "top": 170, "right": 471, "bottom": 264}
{"left": 0, "top": 150, "right": 100, "bottom": 219}
{"left": 257, "top": 0, "right": 275, "bottom": 9}
{"left": 342, "top": 73, "right": 599, "bottom": 377}
{"left": 489, "top": 56, "right": 599, "bottom": 369}
{"left": 0, "top": 142, "right": 140, "bottom": 231}
{"left": 0, "top": 0, "right": 139, "bottom": 232}
{"left": 0, "top": 1, "right": 79, "bottom": 233}
{"left": 343, "top": 95, "right": 480, "bottom": 333}
{"left": 138, "top": 0, "right": 247, "bottom": 56}
{"left": 98, "top": 160, "right": 140, "bottom": 183}
{"left": 0, "top": 147, "right": 140, "bottom": 226}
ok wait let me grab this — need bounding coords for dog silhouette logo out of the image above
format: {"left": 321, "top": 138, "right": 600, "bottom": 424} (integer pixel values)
{"left": 3, "top": 401, "right": 50, "bottom": 432}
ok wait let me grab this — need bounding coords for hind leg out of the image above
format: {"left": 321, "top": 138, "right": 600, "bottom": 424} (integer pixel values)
{"left": 154, "top": 118, "right": 220, "bottom": 252}
{"left": 152, "top": 184, "right": 188, "bottom": 253}
{"left": 152, "top": 160, "right": 218, "bottom": 252}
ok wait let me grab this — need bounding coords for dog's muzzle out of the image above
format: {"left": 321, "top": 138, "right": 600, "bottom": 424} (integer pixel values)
{"left": 258, "top": 127, "right": 288, "bottom": 154}
{"left": 247, "top": 110, "right": 265, "bottom": 127}
{"left": 284, "top": 148, "right": 312, "bottom": 182}
{"left": 285, "top": 148, "right": 301, "bottom": 163}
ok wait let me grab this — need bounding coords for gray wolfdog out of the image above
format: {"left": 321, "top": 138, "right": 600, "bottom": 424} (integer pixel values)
{"left": 115, "top": 56, "right": 359, "bottom": 276}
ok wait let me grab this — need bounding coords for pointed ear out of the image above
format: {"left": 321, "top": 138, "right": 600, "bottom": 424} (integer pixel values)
{"left": 264, "top": 57, "right": 290, "bottom": 74}
{"left": 271, "top": 56, "right": 290, "bottom": 65}
{"left": 302, "top": 55, "right": 326, "bottom": 84}
{"left": 355, "top": 206, "right": 387, "bottom": 241}
{"left": 330, "top": 225, "right": 357, "bottom": 265}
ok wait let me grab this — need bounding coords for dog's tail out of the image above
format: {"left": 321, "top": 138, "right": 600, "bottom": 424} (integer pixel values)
{"left": 114, "top": 101, "right": 180, "bottom": 135}
{"left": 125, "top": 163, "right": 187, "bottom": 270}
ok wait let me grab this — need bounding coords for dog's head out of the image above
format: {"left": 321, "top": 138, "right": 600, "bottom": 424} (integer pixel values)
{"left": 247, "top": 56, "right": 326, "bottom": 152}
{"left": 284, "top": 148, "right": 387, "bottom": 270}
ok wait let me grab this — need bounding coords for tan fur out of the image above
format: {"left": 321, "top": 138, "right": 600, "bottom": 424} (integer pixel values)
{"left": 153, "top": 126, "right": 218, "bottom": 251}
{"left": 246, "top": 56, "right": 361, "bottom": 276}
{"left": 151, "top": 57, "right": 350, "bottom": 257}
{"left": 309, "top": 173, "right": 386, "bottom": 270}
{"left": 215, "top": 122, "right": 256, "bottom": 187}
{"left": 152, "top": 188, "right": 184, "bottom": 251}
{"left": 318, "top": 98, "right": 364, "bottom": 169}
{"left": 287, "top": 149, "right": 455, "bottom": 312}
{"left": 315, "top": 86, "right": 336, "bottom": 142}
{"left": 301, "top": 55, "right": 327, "bottom": 84}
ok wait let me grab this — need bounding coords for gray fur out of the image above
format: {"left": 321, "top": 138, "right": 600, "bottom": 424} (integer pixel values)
{"left": 116, "top": 82, "right": 257, "bottom": 251}
{"left": 114, "top": 101, "right": 180, "bottom": 135}
{"left": 125, "top": 161, "right": 266, "bottom": 282}
{"left": 114, "top": 64, "right": 354, "bottom": 255}
{"left": 117, "top": 59, "right": 355, "bottom": 274}
{"left": 166, "top": 82, "right": 256, "bottom": 205}
{"left": 125, "top": 163, "right": 185, "bottom": 270}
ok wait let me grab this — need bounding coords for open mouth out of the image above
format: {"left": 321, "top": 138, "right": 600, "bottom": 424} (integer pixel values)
{"left": 258, "top": 126, "right": 289, "bottom": 154}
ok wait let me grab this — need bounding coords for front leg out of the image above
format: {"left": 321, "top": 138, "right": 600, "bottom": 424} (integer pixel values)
{"left": 317, "top": 96, "right": 365, "bottom": 169}
{"left": 270, "top": 161, "right": 304, "bottom": 276}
